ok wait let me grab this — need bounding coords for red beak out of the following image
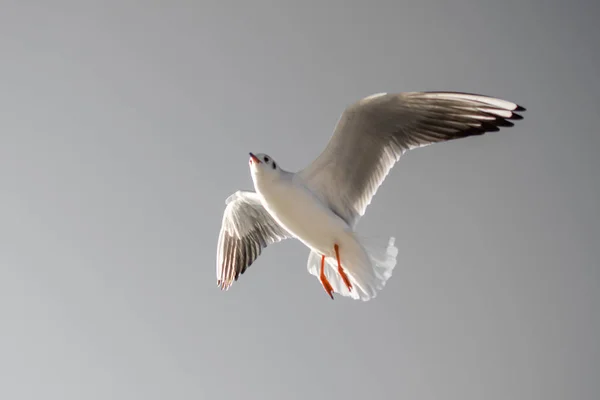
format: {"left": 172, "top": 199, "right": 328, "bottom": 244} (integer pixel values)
{"left": 249, "top": 152, "right": 261, "bottom": 164}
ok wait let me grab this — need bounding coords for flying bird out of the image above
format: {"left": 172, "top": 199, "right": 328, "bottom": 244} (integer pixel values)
{"left": 216, "top": 91, "right": 525, "bottom": 301}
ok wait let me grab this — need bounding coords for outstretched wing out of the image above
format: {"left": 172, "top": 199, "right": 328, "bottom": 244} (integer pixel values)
{"left": 216, "top": 190, "right": 292, "bottom": 290}
{"left": 299, "top": 91, "right": 526, "bottom": 226}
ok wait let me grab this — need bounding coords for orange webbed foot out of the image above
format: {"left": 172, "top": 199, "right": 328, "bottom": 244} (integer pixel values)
{"left": 319, "top": 255, "right": 334, "bottom": 299}
{"left": 334, "top": 244, "right": 353, "bottom": 292}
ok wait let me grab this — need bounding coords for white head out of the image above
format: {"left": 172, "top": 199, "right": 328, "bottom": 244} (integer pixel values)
{"left": 248, "top": 152, "right": 282, "bottom": 185}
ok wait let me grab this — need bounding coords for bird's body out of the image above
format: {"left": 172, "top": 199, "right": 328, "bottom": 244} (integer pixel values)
{"left": 253, "top": 169, "right": 351, "bottom": 259}
{"left": 251, "top": 164, "right": 379, "bottom": 299}
{"left": 216, "top": 91, "right": 526, "bottom": 301}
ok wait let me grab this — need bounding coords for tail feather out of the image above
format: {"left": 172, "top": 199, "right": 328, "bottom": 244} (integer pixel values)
{"left": 307, "top": 236, "right": 398, "bottom": 301}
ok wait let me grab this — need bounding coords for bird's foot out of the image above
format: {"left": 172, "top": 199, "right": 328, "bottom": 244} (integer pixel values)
{"left": 334, "top": 244, "right": 353, "bottom": 292}
{"left": 319, "top": 255, "right": 334, "bottom": 299}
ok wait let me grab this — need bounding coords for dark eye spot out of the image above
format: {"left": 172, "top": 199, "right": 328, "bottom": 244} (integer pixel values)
{"left": 272, "top": 162, "right": 276, "bottom": 169}
{"left": 264, "top": 156, "right": 270, "bottom": 162}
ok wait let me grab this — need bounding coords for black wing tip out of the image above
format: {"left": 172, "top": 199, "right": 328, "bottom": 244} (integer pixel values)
{"left": 481, "top": 122, "right": 501, "bottom": 133}
{"left": 514, "top": 104, "right": 526, "bottom": 112}
{"left": 509, "top": 113, "right": 524, "bottom": 121}
{"left": 494, "top": 119, "right": 515, "bottom": 128}
{"left": 421, "top": 90, "right": 527, "bottom": 113}
{"left": 454, "top": 116, "right": 522, "bottom": 139}
{"left": 507, "top": 105, "right": 526, "bottom": 122}
{"left": 508, "top": 105, "right": 526, "bottom": 122}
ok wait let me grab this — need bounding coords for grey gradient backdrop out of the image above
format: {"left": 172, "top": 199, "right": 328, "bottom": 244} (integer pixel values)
{"left": 1, "top": 1, "right": 599, "bottom": 400}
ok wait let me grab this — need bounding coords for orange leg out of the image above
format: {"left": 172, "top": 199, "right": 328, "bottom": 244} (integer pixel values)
{"left": 334, "top": 244, "right": 353, "bottom": 291}
{"left": 319, "top": 255, "right": 334, "bottom": 299}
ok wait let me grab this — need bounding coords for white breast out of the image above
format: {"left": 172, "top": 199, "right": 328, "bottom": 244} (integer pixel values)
{"left": 255, "top": 175, "right": 350, "bottom": 256}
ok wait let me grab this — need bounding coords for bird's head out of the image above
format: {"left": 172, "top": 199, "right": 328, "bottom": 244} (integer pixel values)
{"left": 248, "top": 152, "right": 281, "bottom": 184}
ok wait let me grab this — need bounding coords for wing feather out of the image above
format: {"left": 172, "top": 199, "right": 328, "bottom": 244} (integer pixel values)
{"left": 299, "top": 91, "right": 526, "bottom": 226}
{"left": 216, "top": 190, "right": 291, "bottom": 290}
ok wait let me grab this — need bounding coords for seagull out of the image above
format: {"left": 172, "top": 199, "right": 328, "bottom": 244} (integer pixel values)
{"left": 216, "top": 91, "right": 525, "bottom": 301}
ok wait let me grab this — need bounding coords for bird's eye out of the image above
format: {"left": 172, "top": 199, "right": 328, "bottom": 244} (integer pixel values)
{"left": 272, "top": 162, "right": 276, "bottom": 169}
{"left": 264, "top": 156, "right": 270, "bottom": 162}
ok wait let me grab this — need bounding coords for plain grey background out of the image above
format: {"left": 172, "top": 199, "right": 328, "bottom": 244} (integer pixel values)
{"left": 1, "top": 1, "right": 598, "bottom": 399}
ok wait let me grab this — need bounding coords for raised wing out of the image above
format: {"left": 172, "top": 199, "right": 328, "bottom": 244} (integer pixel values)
{"left": 216, "top": 190, "right": 291, "bottom": 290}
{"left": 299, "top": 91, "right": 526, "bottom": 226}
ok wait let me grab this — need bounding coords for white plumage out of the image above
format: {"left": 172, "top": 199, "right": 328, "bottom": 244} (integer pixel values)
{"left": 216, "top": 91, "right": 525, "bottom": 301}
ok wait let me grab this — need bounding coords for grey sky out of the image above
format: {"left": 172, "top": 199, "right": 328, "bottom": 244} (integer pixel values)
{"left": 1, "top": 1, "right": 598, "bottom": 399}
